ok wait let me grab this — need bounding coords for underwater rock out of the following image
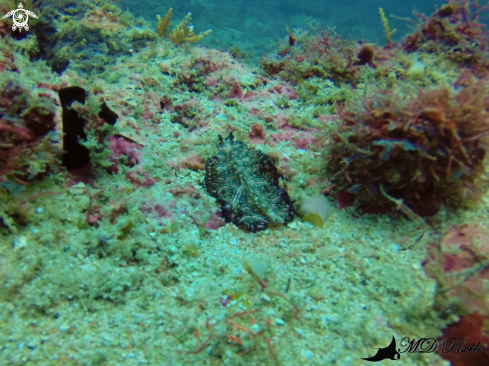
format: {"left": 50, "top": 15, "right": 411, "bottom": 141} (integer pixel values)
{"left": 204, "top": 133, "right": 295, "bottom": 232}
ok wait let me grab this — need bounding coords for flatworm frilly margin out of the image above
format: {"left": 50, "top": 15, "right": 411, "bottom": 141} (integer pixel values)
{"left": 204, "top": 133, "right": 295, "bottom": 232}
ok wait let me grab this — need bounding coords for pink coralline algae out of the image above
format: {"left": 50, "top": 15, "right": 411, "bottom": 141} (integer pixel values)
{"left": 107, "top": 136, "right": 142, "bottom": 174}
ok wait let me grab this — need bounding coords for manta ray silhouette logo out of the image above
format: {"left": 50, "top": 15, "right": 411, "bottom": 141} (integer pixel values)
{"left": 362, "top": 336, "right": 401, "bottom": 362}
{"left": 2, "top": 2, "right": 38, "bottom": 32}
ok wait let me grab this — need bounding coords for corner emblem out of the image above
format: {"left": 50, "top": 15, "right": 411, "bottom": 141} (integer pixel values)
{"left": 3, "top": 3, "right": 38, "bottom": 32}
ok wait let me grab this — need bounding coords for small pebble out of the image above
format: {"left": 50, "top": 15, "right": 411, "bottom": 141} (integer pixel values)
{"left": 12, "top": 236, "right": 27, "bottom": 250}
{"left": 250, "top": 324, "right": 260, "bottom": 334}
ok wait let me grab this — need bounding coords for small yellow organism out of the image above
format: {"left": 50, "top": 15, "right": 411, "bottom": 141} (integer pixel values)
{"left": 301, "top": 212, "right": 324, "bottom": 227}
{"left": 300, "top": 195, "right": 332, "bottom": 227}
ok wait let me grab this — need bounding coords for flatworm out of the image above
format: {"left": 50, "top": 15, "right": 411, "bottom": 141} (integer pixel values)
{"left": 204, "top": 133, "right": 295, "bottom": 232}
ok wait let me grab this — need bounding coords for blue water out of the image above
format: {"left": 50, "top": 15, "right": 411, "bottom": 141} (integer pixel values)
{"left": 120, "top": 0, "right": 446, "bottom": 55}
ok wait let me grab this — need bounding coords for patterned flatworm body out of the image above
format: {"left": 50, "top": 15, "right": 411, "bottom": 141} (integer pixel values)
{"left": 204, "top": 133, "right": 295, "bottom": 232}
